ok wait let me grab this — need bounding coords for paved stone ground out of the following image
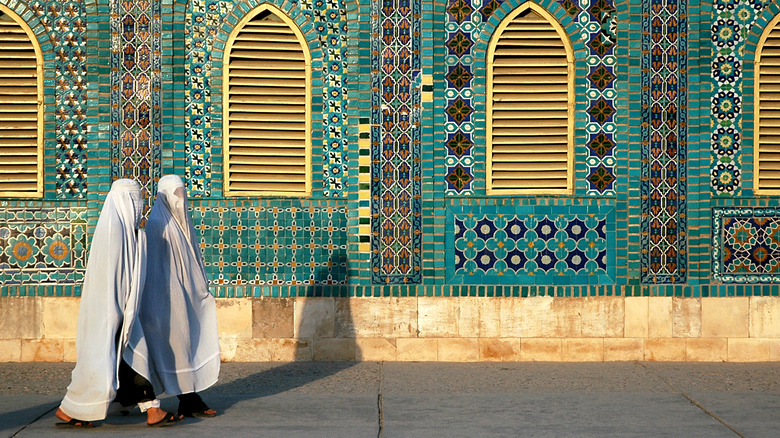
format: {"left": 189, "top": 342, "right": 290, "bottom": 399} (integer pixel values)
{"left": 1, "top": 362, "right": 779, "bottom": 437}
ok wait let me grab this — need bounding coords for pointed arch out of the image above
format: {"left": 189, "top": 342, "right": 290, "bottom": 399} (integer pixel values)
{"left": 0, "top": 4, "right": 43, "bottom": 197}
{"left": 486, "top": 1, "right": 574, "bottom": 195}
{"left": 223, "top": 3, "right": 312, "bottom": 197}
{"left": 755, "top": 12, "right": 780, "bottom": 195}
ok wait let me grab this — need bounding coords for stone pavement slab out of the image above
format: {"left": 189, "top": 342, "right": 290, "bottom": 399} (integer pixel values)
{"left": 1, "top": 361, "right": 778, "bottom": 437}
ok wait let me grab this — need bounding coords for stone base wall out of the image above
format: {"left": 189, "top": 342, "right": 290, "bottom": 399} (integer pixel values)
{"left": 2, "top": 296, "right": 780, "bottom": 362}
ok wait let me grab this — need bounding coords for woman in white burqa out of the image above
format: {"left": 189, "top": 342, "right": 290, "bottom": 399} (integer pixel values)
{"left": 56, "top": 179, "right": 180, "bottom": 427}
{"left": 124, "top": 174, "right": 220, "bottom": 417}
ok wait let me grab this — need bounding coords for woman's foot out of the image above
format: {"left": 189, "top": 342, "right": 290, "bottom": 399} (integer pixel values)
{"left": 178, "top": 392, "right": 217, "bottom": 417}
{"left": 146, "top": 407, "right": 183, "bottom": 427}
{"left": 54, "top": 407, "right": 94, "bottom": 428}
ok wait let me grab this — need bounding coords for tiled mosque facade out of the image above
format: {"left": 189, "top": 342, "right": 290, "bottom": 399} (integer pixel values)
{"left": 3, "top": 0, "right": 780, "bottom": 362}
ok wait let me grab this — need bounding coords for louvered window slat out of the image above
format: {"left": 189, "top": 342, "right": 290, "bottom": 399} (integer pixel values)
{"left": 487, "top": 4, "right": 572, "bottom": 195}
{"left": 224, "top": 6, "right": 310, "bottom": 196}
{"left": 0, "top": 9, "right": 41, "bottom": 197}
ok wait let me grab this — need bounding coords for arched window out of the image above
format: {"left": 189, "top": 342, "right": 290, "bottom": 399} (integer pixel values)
{"left": 0, "top": 6, "right": 43, "bottom": 197}
{"left": 755, "top": 13, "right": 780, "bottom": 194}
{"left": 223, "top": 5, "right": 311, "bottom": 196}
{"left": 486, "top": 2, "right": 574, "bottom": 195}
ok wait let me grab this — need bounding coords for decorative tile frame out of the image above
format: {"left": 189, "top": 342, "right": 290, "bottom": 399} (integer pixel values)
{"left": 190, "top": 199, "right": 348, "bottom": 285}
{"left": 709, "top": 0, "right": 774, "bottom": 196}
{"left": 446, "top": 204, "right": 615, "bottom": 284}
{"left": 712, "top": 207, "right": 780, "bottom": 283}
{"left": 184, "top": 0, "right": 348, "bottom": 197}
{"left": 443, "top": 0, "right": 617, "bottom": 196}
{"left": 0, "top": 204, "right": 87, "bottom": 287}
{"left": 29, "top": 0, "right": 88, "bottom": 198}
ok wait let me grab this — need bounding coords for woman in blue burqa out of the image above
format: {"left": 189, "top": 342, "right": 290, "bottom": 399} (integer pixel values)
{"left": 56, "top": 179, "right": 181, "bottom": 427}
{"left": 123, "top": 174, "right": 220, "bottom": 418}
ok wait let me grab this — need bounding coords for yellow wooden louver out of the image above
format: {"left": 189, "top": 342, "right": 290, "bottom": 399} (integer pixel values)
{"left": 224, "top": 6, "right": 311, "bottom": 196}
{"left": 487, "top": 3, "right": 573, "bottom": 195}
{"left": 755, "top": 14, "right": 780, "bottom": 194}
{"left": 0, "top": 8, "right": 42, "bottom": 197}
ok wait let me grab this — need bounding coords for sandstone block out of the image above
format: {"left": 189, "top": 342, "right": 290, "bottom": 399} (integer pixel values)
{"left": 294, "top": 297, "right": 334, "bottom": 338}
{"left": 701, "top": 297, "right": 749, "bottom": 338}
{"left": 0, "top": 339, "right": 21, "bottom": 362}
{"left": 216, "top": 298, "right": 253, "bottom": 338}
{"left": 728, "top": 338, "right": 770, "bottom": 362}
{"left": 604, "top": 338, "right": 644, "bottom": 361}
{"left": 356, "top": 338, "right": 397, "bottom": 361}
{"left": 418, "top": 298, "right": 459, "bottom": 337}
{"left": 252, "top": 297, "right": 294, "bottom": 338}
{"left": 338, "top": 298, "right": 417, "bottom": 338}
{"left": 41, "top": 297, "right": 80, "bottom": 339}
{"left": 313, "top": 338, "right": 355, "bottom": 361}
{"left": 644, "top": 338, "right": 685, "bottom": 361}
{"left": 0, "top": 297, "right": 40, "bottom": 340}
{"left": 479, "top": 338, "right": 522, "bottom": 361}
{"left": 520, "top": 338, "right": 562, "bottom": 361}
{"left": 562, "top": 338, "right": 604, "bottom": 362}
{"left": 749, "top": 297, "right": 780, "bottom": 338}
{"left": 437, "top": 338, "right": 479, "bottom": 362}
{"left": 648, "top": 297, "right": 672, "bottom": 338}
{"left": 672, "top": 298, "right": 701, "bottom": 338}
{"left": 685, "top": 338, "right": 727, "bottom": 362}
{"left": 581, "top": 297, "right": 623, "bottom": 338}
{"left": 397, "top": 338, "right": 437, "bottom": 361}
{"left": 624, "top": 297, "right": 648, "bottom": 337}
{"left": 21, "top": 339, "right": 64, "bottom": 362}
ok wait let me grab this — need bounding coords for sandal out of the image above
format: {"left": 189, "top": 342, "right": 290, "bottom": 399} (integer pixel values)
{"left": 178, "top": 393, "right": 217, "bottom": 418}
{"left": 147, "top": 412, "right": 182, "bottom": 427}
{"left": 55, "top": 418, "right": 95, "bottom": 428}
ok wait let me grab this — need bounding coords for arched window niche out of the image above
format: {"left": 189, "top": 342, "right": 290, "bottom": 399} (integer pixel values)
{"left": 486, "top": 1, "right": 574, "bottom": 195}
{"left": 223, "top": 4, "right": 312, "bottom": 197}
{"left": 0, "top": 5, "right": 44, "bottom": 197}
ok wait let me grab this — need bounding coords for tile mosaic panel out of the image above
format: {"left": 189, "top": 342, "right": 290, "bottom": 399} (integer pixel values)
{"left": 710, "top": 0, "right": 771, "bottom": 196}
{"left": 712, "top": 207, "right": 780, "bottom": 283}
{"left": 446, "top": 206, "right": 614, "bottom": 284}
{"left": 640, "top": 0, "right": 687, "bottom": 284}
{"left": 110, "top": 0, "right": 163, "bottom": 209}
{"left": 370, "top": 0, "right": 422, "bottom": 284}
{"left": 184, "top": 0, "right": 348, "bottom": 197}
{"left": 190, "top": 201, "right": 348, "bottom": 285}
{"left": 29, "top": 0, "right": 88, "bottom": 198}
{"left": 444, "top": 0, "right": 617, "bottom": 195}
{"left": 0, "top": 207, "right": 87, "bottom": 285}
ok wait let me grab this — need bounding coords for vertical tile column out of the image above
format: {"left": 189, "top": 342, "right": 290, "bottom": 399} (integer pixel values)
{"left": 109, "top": 0, "right": 163, "bottom": 210}
{"left": 370, "top": 0, "right": 423, "bottom": 284}
{"left": 639, "top": 0, "right": 688, "bottom": 284}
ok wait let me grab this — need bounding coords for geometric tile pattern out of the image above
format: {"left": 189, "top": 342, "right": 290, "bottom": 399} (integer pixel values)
{"left": 297, "top": 0, "right": 349, "bottom": 197}
{"left": 640, "top": 0, "right": 688, "bottom": 284}
{"left": 370, "top": 0, "right": 422, "bottom": 283}
{"left": 0, "top": 207, "right": 87, "bottom": 285}
{"left": 30, "top": 0, "right": 88, "bottom": 198}
{"left": 450, "top": 213, "right": 608, "bottom": 282}
{"left": 184, "top": 0, "right": 348, "bottom": 197}
{"left": 444, "top": 0, "right": 618, "bottom": 195}
{"left": 576, "top": 0, "right": 618, "bottom": 195}
{"left": 190, "top": 201, "right": 348, "bottom": 285}
{"left": 444, "top": 0, "right": 477, "bottom": 195}
{"left": 110, "top": 0, "right": 163, "bottom": 209}
{"left": 712, "top": 208, "right": 780, "bottom": 283}
{"left": 184, "top": 0, "right": 227, "bottom": 196}
{"left": 709, "top": 0, "right": 771, "bottom": 196}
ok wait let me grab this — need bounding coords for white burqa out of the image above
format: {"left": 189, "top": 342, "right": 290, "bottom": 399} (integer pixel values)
{"left": 124, "top": 174, "right": 220, "bottom": 395}
{"left": 59, "top": 179, "right": 148, "bottom": 421}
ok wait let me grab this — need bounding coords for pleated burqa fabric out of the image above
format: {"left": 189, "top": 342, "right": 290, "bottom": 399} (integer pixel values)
{"left": 59, "top": 179, "right": 148, "bottom": 421}
{"left": 125, "top": 174, "right": 220, "bottom": 395}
